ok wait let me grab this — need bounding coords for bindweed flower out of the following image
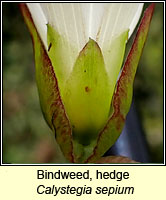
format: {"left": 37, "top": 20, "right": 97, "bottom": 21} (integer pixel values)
{"left": 20, "top": 3, "right": 154, "bottom": 163}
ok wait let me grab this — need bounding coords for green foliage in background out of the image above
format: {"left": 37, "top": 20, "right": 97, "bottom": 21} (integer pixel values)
{"left": 2, "top": 3, "right": 163, "bottom": 163}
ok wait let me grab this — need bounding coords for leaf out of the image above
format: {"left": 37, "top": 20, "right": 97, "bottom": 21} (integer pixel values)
{"left": 96, "top": 156, "right": 139, "bottom": 164}
{"left": 20, "top": 4, "right": 74, "bottom": 163}
{"left": 63, "top": 39, "right": 111, "bottom": 142}
{"left": 86, "top": 3, "right": 155, "bottom": 163}
{"left": 63, "top": 39, "right": 111, "bottom": 162}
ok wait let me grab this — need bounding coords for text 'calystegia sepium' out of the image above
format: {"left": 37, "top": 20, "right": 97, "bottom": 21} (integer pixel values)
{"left": 20, "top": 3, "right": 155, "bottom": 163}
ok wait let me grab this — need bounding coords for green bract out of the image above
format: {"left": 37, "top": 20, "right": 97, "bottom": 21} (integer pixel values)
{"left": 20, "top": 3, "right": 155, "bottom": 163}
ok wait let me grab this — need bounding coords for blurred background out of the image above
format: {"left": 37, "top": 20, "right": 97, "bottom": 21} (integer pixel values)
{"left": 2, "top": 3, "right": 164, "bottom": 163}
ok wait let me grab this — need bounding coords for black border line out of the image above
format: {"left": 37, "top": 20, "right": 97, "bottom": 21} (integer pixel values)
{"left": 1, "top": 1, "right": 165, "bottom": 167}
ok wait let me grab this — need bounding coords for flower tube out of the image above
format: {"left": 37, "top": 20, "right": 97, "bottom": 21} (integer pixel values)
{"left": 20, "top": 3, "right": 154, "bottom": 163}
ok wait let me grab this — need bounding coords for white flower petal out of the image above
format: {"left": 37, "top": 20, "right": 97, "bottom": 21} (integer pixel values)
{"left": 27, "top": 3, "right": 143, "bottom": 51}
{"left": 27, "top": 3, "right": 47, "bottom": 48}
{"left": 26, "top": 2, "right": 144, "bottom": 99}
{"left": 80, "top": 3, "right": 106, "bottom": 42}
{"left": 128, "top": 3, "right": 144, "bottom": 38}
{"left": 40, "top": 3, "right": 87, "bottom": 51}
{"left": 98, "top": 3, "right": 144, "bottom": 48}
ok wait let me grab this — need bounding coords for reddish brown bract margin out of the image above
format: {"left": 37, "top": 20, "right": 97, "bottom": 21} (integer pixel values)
{"left": 20, "top": 4, "right": 75, "bottom": 163}
{"left": 86, "top": 3, "right": 155, "bottom": 163}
